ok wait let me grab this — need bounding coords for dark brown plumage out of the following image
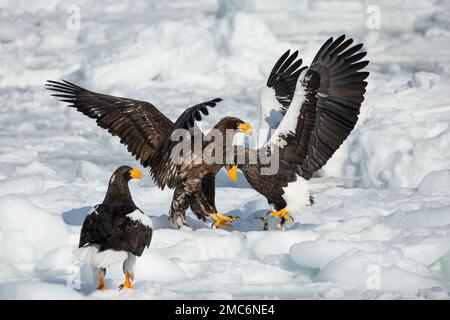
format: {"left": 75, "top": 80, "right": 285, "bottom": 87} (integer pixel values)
{"left": 229, "top": 35, "right": 369, "bottom": 228}
{"left": 77, "top": 166, "right": 152, "bottom": 290}
{"left": 46, "top": 81, "right": 252, "bottom": 229}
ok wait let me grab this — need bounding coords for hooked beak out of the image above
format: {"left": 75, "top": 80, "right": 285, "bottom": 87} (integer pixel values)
{"left": 227, "top": 165, "right": 238, "bottom": 182}
{"left": 129, "top": 167, "right": 143, "bottom": 179}
{"left": 238, "top": 123, "right": 252, "bottom": 135}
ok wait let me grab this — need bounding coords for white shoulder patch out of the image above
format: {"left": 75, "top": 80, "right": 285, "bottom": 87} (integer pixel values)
{"left": 126, "top": 210, "right": 153, "bottom": 228}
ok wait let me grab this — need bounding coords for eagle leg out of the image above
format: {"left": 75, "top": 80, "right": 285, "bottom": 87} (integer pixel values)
{"left": 168, "top": 184, "right": 193, "bottom": 229}
{"left": 268, "top": 208, "right": 294, "bottom": 224}
{"left": 209, "top": 213, "right": 239, "bottom": 229}
{"left": 120, "top": 253, "right": 135, "bottom": 290}
{"left": 97, "top": 275, "right": 107, "bottom": 291}
{"left": 119, "top": 274, "right": 134, "bottom": 290}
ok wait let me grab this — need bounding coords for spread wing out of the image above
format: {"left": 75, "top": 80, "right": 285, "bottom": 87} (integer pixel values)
{"left": 257, "top": 50, "right": 306, "bottom": 147}
{"left": 267, "top": 35, "right": 369, "bottom": 179}
{"left": 46, "top": 80, "right": 174, "bottom": 167}
{"left": 149, "top": 98, "right": 222, "bottom": 189}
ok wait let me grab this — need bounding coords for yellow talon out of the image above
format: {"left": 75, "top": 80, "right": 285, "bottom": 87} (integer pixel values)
{"left": 269, "top": 208, "right": 293, "bottom": 221}
{"left": 97, "top": 275, "right": 106, "bottom": 291}
{"left": 119, "top": 274, "right": 133, "bottom": 290}
{"left": 210, "top": 213, "right": 239, "bottom": 228}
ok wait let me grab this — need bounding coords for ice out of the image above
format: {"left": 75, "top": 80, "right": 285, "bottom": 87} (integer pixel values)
{"left": 418, "top": 170, "right": 450, "bottom": 195}
{"left": 0, "top": 0, "right": 449, "bottom": 299}
{"left": 0, "top": 177, "right": 43, "bottom": 196}
{"left": 0, "top": 282, "right": 83, "bottom": 300}
{"left": 34, "top": 245, "right": 78, "bottom": 281}
{"left": 136, "top": 251, "right": 189, "bottom": 282}
{"left": 0, "top": 195, "right": 69, "bottom": 264}
{"left": 0, "top": 258, "right": 27, "bottom": 283}
{"left": 314, "top": 249, "right": 444, "bottom": 294}
{"left": 290, "top": 239, "right": 384, "bottom": 269}
{"left": 251, "top": 230, "right": 319, "bottom": 260}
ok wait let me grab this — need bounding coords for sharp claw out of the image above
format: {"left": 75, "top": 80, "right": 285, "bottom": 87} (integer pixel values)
{"left": 210, "top": 213, "right": 239, "bottom": 229}
{"left": 119, "top": 275, "right": 133, "bottom": 290}
{"left": 269, "top": 208, "right": 293, "bottom": 222}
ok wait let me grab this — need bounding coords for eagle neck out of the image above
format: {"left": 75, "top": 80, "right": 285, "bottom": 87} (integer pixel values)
{"left": 103, "top": 175, "right": 134, "bottom": 206}
{"left": 210, "top": 122, "right": 236, "bottom": 163}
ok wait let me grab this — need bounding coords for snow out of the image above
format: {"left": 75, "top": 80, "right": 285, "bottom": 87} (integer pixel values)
{"left": 418, "top": 170, "right": 450, "bottom": 196}
{"left": 0, "top": 0, "right": 449, "bottom": 299}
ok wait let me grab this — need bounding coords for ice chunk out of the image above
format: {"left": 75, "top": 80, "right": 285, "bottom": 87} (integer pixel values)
{"left": 314, "top": 250, "right": 444, "bottom": 294}
{"left": 0, "top": 195, "right": 69, "bottom": 264}
{"left": 418, "top": 170, "right": 450, "bottom": 195}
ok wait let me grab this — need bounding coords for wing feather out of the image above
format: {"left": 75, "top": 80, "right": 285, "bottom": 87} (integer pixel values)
{"left": 149, "top": 98, "right": 222, "bottom": 189}
{"left": 257, "top": 50, "right": 305, "bottom": 147}
{"left": 297, "top": 36, "right": 369, "bottom": 178}
{"left": 261, "top": 35, "right": 369, "bottom": 179}
{"left": 46, "top": 80, "right": 174, "bottom": 167}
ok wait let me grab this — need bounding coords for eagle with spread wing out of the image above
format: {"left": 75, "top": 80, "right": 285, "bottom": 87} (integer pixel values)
{"left": 227, "top": 35, "right": 369, "bottom": 228}
{"left": 46, "top": 81, "right": 252, "bottom": 229}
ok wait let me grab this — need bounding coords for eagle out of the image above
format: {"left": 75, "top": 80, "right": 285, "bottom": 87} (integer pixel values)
{"left": 226, "top": 35, "right": 369, "bottom": 228}
{"left": 46, "top": 80, "right": 252, "bottom": 229}
{"left": 77, "top": 166, "right": 152, "bottom": 290}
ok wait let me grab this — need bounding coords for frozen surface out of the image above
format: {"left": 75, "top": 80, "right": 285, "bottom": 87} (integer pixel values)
{"left": 0, "top": 0, "right": 449, "bottom": 299}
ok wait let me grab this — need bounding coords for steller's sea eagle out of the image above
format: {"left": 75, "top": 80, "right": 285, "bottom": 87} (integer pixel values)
{"left": 77, "top": 166, "right": 152, "bottom": 290}
{"left": 46, "top": 81, "right": 253, "bottom": 229}
{"left": 227, "top": 35, "right": 369, "bottom": 228}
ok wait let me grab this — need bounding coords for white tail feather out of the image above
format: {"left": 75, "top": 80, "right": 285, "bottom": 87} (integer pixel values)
{"left": 76, "top": 245, "right": 127, "bottom": 269}
{"left": 307, "top": 176, "right": 360, "bottom": 194}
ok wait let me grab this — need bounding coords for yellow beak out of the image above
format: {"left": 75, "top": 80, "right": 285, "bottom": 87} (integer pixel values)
{"left": 227, "top": 165, "right": 238, "bottom": 182}
{"left": 129, "top": 167, "right": 143, "bottom": 179}
{"left": 238, "top": 123, "right": 252, "bottom": 135}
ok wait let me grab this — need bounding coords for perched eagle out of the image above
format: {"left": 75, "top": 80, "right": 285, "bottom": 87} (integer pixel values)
{"left": 46, "top": 80, "right": 252, "bottom": 229}
{"left": 77, "top": 166, "right": 152, "bottom": 290}
{"left": 227, "top": 35, "right": 369, "bottom": 228}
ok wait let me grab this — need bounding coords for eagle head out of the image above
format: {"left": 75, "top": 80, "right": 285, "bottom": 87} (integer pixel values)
{"left": 216, "top": 116, "right": 253, "bottom": 135}
{"left": 112, "top": 165, "right": 143, "bottom": 183}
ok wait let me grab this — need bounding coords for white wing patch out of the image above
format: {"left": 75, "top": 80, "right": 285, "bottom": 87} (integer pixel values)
{"left": 76, "top": 245, "right": 127, "bottom": 269}
{"left": 126, "top": 210, "right": 153, "bottom": 228}
{"left": 267, "top": 68, "right": 308, "bottom": 147}
{"left": 257, "top": 86, "right": 285, "bottom": 148}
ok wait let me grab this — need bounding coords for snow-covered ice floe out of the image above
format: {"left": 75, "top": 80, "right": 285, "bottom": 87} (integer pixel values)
{"left": 0, "top": 0, "right": 449, "bottom": 299}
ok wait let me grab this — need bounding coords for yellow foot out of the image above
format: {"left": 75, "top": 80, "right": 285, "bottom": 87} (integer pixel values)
{"left": 269, "top": 208, "right": 293, "bottom": 221}
{"left": 209, "top": 213, "right": 239, "bottom": 228}
{"left": 97, "top": 276, "right": 107, "bottom": 291}
{"left": 119, "top": 274, "right": 134, "bottom": 290}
